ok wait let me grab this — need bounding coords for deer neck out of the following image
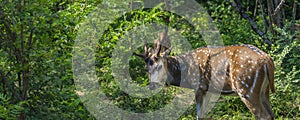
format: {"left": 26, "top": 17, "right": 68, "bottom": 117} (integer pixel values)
{"left": 164, "top": 56, "right": 194, "bottom": 89}
{"left": 164, "top": 57, "right": 181, "bottom": 87}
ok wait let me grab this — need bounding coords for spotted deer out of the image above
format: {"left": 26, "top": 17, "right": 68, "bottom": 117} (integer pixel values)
{"left": 133, "top": 41, "right": 275, "bottom": 120}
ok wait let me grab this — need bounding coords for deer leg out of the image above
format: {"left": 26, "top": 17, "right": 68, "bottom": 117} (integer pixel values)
{"left": 201, "top": 93, "right": 210, "bottom": 116}
{"left": 195, "top": 89, "right": 208, "bottom": 120}
{"left": 237, "top": 87, "right": 273, "bottom": 119}
{"left": 237, "top": 93, "right": 263, "bottom": 119}
{"left": 261, "top": 93, "right": 274, "bottom": 120}
{"left": 261, "top": 82, "right": 275, "bottom": 119}
{"left": 262, "top": 65, "right": 275, "bottom": 119}
{"left": 196, "top": 101, "right": 201, "bottom": 120}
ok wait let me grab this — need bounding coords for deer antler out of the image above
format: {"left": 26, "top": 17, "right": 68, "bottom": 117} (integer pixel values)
{"left": 133, "top": 41, "right": 149, "bottom": 60}
{"left": 155, "top": 42, "right": 162, "bottom": 58}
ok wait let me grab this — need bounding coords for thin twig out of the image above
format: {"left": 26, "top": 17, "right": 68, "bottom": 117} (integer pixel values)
{"left": 273, "top": 0, "right": 285, "bottom": 16}
{"left": 291, "top": 1, "right": 297, "bottom": 36}
{"left": 259, "top": 0, "right": 268, "bottom": 34}
{"left": 253, "top": 0, "right": 259, "bottom": 17}
{"left": 228, "top": 0, "right": 273, "bottom": 46}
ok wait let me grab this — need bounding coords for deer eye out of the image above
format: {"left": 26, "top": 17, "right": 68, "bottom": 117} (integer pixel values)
{"left": 149, "top": 59, "right": 154, "bottom": 66}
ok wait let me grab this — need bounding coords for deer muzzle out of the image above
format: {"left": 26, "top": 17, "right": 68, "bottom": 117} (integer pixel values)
{"left": 148, "top": 82, "right": 162, "bottom": 90}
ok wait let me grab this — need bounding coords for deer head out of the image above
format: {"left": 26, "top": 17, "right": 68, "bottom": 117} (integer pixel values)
{"left": 133, "top": 41, "right": 172, "bottom": 90}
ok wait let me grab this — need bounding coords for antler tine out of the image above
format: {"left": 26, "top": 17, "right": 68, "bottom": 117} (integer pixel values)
{"left": 144, "top": 40, "right": 149, "bottom": 56}
{"left": 155, "top": 42, "right": 162, "bottom": 57}
{"left": 133, "top": 41, "right": 149, "bottom": 59}
{"left": 133, "top": 52, "right": 146, "bottom": 58}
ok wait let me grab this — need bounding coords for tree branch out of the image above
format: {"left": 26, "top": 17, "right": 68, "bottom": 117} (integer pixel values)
{"left": 254, "top": 0, "right": 259, "bottom": 17}
{"left": 273, "top": 0, "right": 285, "bottom": 16}
{"left": 291, "top": 1, "right": 297, "bottom": 36}
{"left": 259, "top": 0, "right": 268, "bottom": 34}
{"left": 227, "top": 0, "right": 273, "bottom": 46}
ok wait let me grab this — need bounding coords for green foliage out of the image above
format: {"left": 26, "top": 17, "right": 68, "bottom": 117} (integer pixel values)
{"left": 209, "top": 1, "right": 261, "bottom": 45}
{"left": 0, "top": 93, "right": 24, "bottom": 120}
{"left": 0, "top": 0, "right": 101, "bottom": 119}
{"left": 267, "top": 24, "right": 300, "bottom": 119}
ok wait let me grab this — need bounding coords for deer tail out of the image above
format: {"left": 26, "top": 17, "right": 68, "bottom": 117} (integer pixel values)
{"left": 265, "top": 57, "right": 275, "bottom": 93}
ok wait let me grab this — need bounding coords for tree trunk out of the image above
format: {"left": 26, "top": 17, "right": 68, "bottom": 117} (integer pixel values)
{"left": 267, "top": 0, "right": 275, "bottom": 34}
